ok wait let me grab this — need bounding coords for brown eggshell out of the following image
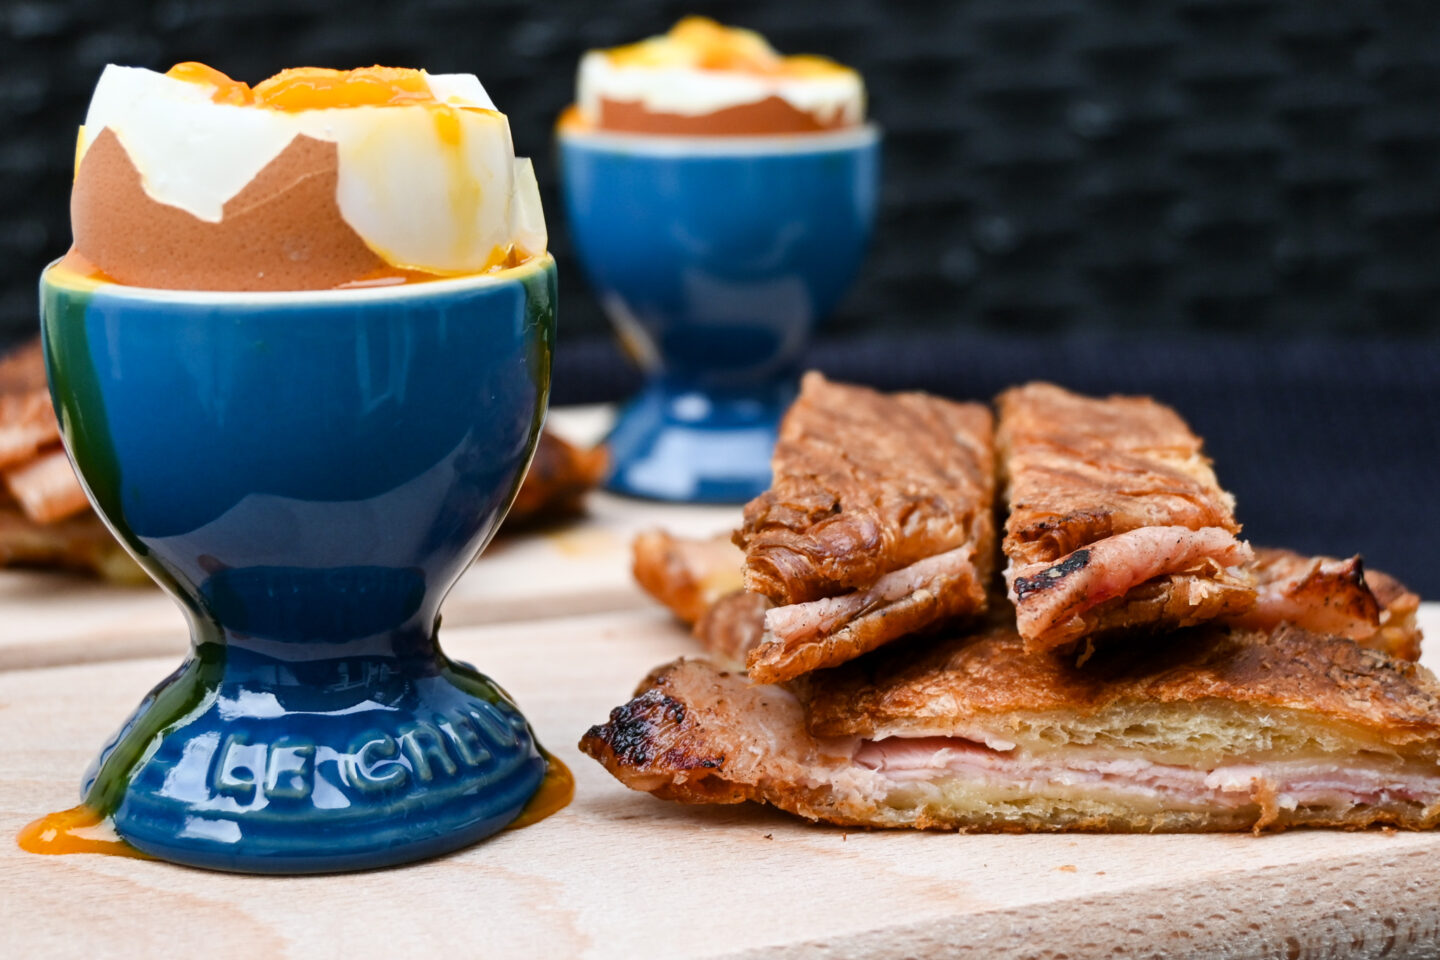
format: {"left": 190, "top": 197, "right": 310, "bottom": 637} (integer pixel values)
{"left": 596, "top": 95, "right": 850, "bottom": 135}
{"left": 71, "top": 128, "right": 388, "bottom": 291}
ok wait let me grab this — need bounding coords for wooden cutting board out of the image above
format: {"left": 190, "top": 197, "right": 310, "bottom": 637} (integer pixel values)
{"left": 2, "top": 607, "right": 1439, "bottom": 959}
{"left": 3, "top": 403, "right": 1439, "bottom": 958}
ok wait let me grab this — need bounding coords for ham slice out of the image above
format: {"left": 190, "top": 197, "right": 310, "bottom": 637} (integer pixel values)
{"left": 1229, "top": 547, "right": 1422, "bottom": 660}
{"left": 633, "top": 532, "right": 1422, "bottom": 667}
{"left": 1009, "top": 526, "right": 1255, "bottom": 647}
{"left": 854, "top": 736, "right": 1440, "bottom": 821}
{"left": 751, "top": 545, "right": 985, "bottom": 683}
{"left": 998, "top": 383, "right": 1255, "bottom": 652}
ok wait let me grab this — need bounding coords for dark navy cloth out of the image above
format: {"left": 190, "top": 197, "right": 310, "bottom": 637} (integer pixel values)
{"left": 554, "top": 330, "right": 1440, "bottom": 596}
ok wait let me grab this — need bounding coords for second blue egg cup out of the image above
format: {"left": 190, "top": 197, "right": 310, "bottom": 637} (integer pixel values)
{"left": 560, "top": 125, "right": 880, "bottom": 502}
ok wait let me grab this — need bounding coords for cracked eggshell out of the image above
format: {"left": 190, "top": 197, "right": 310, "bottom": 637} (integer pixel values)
{"left": 72, "top": 127, "right": 386, "bottom": 290}
{"left": 73, "top": 65, "right": 542, "bottom": 282}
{"left": 577, "top": 50, "right": 864, "bottom": 128}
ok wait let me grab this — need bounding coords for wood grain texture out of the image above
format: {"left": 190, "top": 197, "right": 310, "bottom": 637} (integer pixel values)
{"left": 1, "top": 607, "right": 1438, "bottom": 959}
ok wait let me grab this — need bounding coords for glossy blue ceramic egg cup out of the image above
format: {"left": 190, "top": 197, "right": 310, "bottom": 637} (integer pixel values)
{"left": 39, "top": 257, "right": 557, "bottom": 873}
{"left": 559, "top": 126, "right": 880, "bottom": 502}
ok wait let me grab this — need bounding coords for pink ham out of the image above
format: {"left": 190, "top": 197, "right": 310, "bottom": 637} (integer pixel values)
{"left": 1008, "top": 525, "right": 1254, "bottom": 643}
{"left": 765, "top": 545, "right": 978, "bottom": 646}
{"left": 854, "top": 736, "right": 1440, "bottom": 810}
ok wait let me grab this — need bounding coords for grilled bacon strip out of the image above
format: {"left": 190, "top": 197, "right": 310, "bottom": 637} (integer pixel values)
{"left": 998, "top": 383, "right": 1255, "bottom": 652}
{"left": 735, "top": 373, "right": 995, "bottom": 682}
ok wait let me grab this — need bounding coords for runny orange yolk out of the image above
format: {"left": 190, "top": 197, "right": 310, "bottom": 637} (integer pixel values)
{"left": 165, "top": 61, "right": 253, "bottom": 104}
{"left": 164, "top": 63, "right": 438, "bottom": 111}
{"left": 605, "top": 17, "right": 850, "bottom": 78}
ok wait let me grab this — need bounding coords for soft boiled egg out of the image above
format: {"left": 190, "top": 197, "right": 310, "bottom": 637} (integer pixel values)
{"left": 70, "top": 63, "right": 547, "bottom": 290}
{"left": 571, "top": 17, "right": 866, "bottom": 136}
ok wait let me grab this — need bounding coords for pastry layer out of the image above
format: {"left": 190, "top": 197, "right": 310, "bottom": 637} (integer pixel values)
{"left": 631, "top": 532, "right": 1422, "bottom": 669}
{"left": 1233, "top": 547, "right": 1422, "bottom": 660}
{"left": 735, "top": 373, "right": 995, "bottom": 680}
{"left": 997, "top": 383, "right": 1254, "bottom": 651}
{"left": 631, "top": 529, "right": 766, "bottom": 671}
{"left": 752, "top": 544, "right": 986, "bottom": 684}
{"left": 503, "top": 432, "right": 608, "bottom": 529}
{"left": 581, "top": 637, "right": 1440, "bottom": 832}
{"left": 632, "top": 530, "right": 745, "bottom": 627}
{"left": 739, "top": 374, "right": 995, "bottom": 604}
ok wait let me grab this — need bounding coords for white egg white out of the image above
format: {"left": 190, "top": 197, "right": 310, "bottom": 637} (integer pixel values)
{"left": 78, "top": 64, "right": 545, "bottom": 274}
{"left": 576, "top": 51, "right": 865, "bottom": 126}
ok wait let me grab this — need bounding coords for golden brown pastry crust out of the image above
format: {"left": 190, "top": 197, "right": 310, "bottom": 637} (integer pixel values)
{"left": 0, "top": 504, "right": 144, "bottom": 583}
{"left": 0, "top": 339, "right": 60, "bottom": 473}
{"left": 801, "top": 608, "right": 1440, "bottom": 743}
{"left": 998, "top": 383, "right": 1239, "bottom": 565}
{"left": 729, "top": 374, "right": 995, "bottom": 679}
{"left": 746, "top": 545, "right": 986, "bottom": 684}
{"left": 503, "top": 431, "right": 608, "bottom": 528}
{"left": 1367, "top": 566, "right": 1423, "bottom": 663}
{"left": 580, "top": 651, "right": 1440, "bottom": 833}
{"left": 630, "top": 529, "right": 768, "bottom": 670}
{"left": 997, "top": 383, "right": 1253, "bottom": 651}
{"left": 738, "top": 372, "right": 995, "bottom": 605}
{"left": 630, "top": 529, "right": 1423, "bottom": 673}
{"left": 631, "top": 530, "right": 743, "bottom": 626}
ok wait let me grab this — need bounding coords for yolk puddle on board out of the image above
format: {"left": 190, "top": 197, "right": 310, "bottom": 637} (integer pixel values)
{"left": 508, "top": 753, "right": 575, "bottom": 831}
{"left": 17, "top": 804, "right": 151, "bottom": 860}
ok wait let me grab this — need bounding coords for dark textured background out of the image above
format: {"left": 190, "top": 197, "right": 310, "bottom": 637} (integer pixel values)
{"left": 4, "top": 0, "right": 1440, "bottom": 341}
{"left": 2, "top": 0, "right": 1438, "bottom": 589}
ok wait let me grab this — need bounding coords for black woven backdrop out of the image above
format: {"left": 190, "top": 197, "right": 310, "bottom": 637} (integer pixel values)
{"left": 1, "top": 0, "right": 1438, "bottom": 589}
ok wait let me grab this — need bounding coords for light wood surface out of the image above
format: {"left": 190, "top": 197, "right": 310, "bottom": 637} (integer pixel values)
{"left": 1, "top": 607, "right": 1439, "bottom": 959}
{"left": 3, "top": 403, "right": 1439, "bottom": 958}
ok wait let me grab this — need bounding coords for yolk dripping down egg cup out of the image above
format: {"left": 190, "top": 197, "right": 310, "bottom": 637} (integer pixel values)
{"left": 35, "top": 65, "right": 560, "bottom": 873}
{"left": 559, "top": 123, "right": 881, "bottom": 503}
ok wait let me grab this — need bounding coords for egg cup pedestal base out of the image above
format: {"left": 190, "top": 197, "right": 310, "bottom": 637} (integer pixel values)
{"left": 605, "top": 377, "right": 792, "bottom": 503}
{"left": 39, "top": 256, "right": 560, "bottom": 875}
{"left": 91, "top": 630, "right": 545, "bottom": 875}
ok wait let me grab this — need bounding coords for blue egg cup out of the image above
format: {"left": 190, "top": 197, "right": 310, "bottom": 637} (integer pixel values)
{"left": 559, "top": 126, "right": 880, "bottom": 502}
{"left": 40, "top": 258, "right": 557, "bottom": 873}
